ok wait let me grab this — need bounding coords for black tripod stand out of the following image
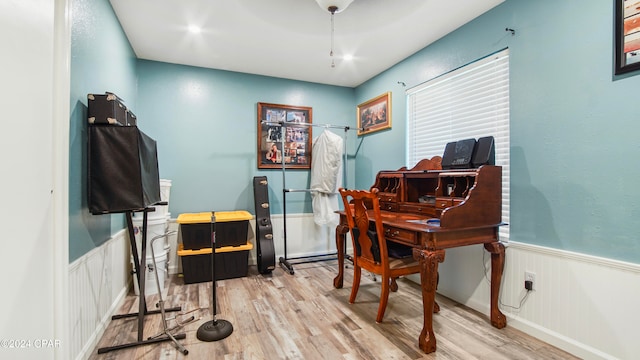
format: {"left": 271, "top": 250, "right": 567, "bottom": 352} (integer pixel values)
{"left": 196, "top": 212, "right": 233, "bottom": 341}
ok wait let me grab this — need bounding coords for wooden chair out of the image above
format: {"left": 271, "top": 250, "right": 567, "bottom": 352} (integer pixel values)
{"left": 339, "top": 187, "right": 421, "bottom": 323}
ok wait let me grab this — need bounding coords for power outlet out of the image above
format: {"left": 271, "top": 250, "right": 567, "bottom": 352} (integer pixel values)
{"left": 524, "top": 271, "right": 536, "bottom": 290}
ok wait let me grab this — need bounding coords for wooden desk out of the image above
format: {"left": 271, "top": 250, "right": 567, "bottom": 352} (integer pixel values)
{"left": 333, "top": 212, "right": 506, "bottom": 353}
{"left": 333, "top": 163, "right": 506, "bottom": 353}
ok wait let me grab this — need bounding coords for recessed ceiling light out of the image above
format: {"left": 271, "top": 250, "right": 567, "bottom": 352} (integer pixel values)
{"left": 188, "top": 25, "right": 201, "bottom": 34}
{"left": 343, "top": 54, "right": 354, "bottom": 61}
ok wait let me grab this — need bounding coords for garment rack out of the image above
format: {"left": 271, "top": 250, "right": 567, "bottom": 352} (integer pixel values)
{"left": 262, "top": 121, "right": 360, "bottom": 275}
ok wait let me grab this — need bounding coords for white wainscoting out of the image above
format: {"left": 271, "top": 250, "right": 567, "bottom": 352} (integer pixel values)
{"left": 431, "top": 241, "right": 640, "bottom": 360}
{"left": 69, "top": 229, "right": 130, "bottom": 360}
{"left": 269, "top": 213, "right": 338, "bottom": 260}
{"left": 72, "top": 214, "right": 639, "bottom": 360}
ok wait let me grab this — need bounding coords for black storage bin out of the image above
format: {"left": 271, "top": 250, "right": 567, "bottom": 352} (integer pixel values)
{"left": 87, "top": 92, "right": 128, "bottom": 125}
{"left": 177, "top": 211, "right": 251, "bottom": 249}
{"left": 178, "top": 243, "right": 252, "bottom": 284}
{"left": 217, "top": 220, "right": 250, "bottom": 248}
{"left": 88, "top": 125, "right": 161, "bottom": 214}
{"left": 179, "top": 223, "right": 212, "bottom": 250}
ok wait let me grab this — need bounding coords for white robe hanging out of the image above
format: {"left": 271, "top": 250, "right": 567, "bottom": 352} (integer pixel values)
{"left": 310, "top": 130, "right": 343, "bottom": 226}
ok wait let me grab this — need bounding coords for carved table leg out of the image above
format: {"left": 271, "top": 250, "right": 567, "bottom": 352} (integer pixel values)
{"left": 413, "top": 248, "right": 445, "bottom": 354}
{"left": 484, "top": 242, "right": 507, "bottom": 329}
{"left": 333, "top": 223, "right": 349, "bottom": 289}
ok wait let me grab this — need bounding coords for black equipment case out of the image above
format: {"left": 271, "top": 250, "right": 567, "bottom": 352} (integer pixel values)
{"left": 88, "top": 125, "right": 161, "bottom": 214}
{"left": 88, "top": 92, "right": 134, "bottom": 126}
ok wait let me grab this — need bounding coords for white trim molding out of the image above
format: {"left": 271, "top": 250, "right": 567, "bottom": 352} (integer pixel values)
{"left": 54, "top": 0, "right": 72, "bottom": 358}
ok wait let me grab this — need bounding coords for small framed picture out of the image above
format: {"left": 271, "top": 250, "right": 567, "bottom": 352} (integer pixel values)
{"left": 357, "top": 92, "right": 392, "bottom": 136}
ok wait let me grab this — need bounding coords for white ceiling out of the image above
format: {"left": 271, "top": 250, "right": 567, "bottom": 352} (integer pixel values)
{"left": 109, "top": 0, "right": 504, "bottom": 88}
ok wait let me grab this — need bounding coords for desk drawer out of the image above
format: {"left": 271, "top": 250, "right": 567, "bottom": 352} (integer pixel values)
{"left": 436, "top": 197, "right": 454, "bottom": 210}
{"left": 380, "top": 201, "right": 398, "bottom": 212}
{"left": 398, "top": 203, "right": 436, "bottom": 217}
{"left": 436, "top": 197, "right": 465, "bottom": 210}
{"left": 384, "top": 226, "right": 417, "bottom": 245}
{"left": 378, "top": 193, "right": 398, "bottom": 203}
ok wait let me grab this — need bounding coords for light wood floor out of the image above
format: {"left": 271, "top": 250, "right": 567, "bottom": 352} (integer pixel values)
{"left": 90, "top": 260, "right": 578, "bottom": 359}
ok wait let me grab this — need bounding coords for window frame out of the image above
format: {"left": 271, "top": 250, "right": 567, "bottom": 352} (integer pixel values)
{"left": 406, "top": 48, "right": 510, "bottom": 242}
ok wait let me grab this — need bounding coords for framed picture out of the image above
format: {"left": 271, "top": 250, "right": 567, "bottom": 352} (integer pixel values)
{"left": 615, "top": 0, "right": 640, "bottom": 75}
{"left": 357, "top": 92, "right": 392, "bottom": 136}
{"left": 257, "top": 102, "right": 312, "bottom": 169}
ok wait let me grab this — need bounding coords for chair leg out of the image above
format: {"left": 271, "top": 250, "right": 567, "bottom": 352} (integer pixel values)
{"left": 390, "top": 277, "right": 398, "bottom": 292}
{"left": 376, "top": 275, "right": 391, "bottom": 323}
{"left": 349, "top": 266, "right": 361, "bottom": 304}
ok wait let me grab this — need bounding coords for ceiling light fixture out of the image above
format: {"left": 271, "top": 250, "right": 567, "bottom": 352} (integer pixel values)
{"left": 315, "top": 0, "right": 354, "bottom": 67}
{"left": 188, "top": 25, "right": 201, "bottom": 34}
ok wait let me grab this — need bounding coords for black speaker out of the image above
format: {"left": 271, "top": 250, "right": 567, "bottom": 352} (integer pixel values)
{"left": 441, "top": 141, "right": 457, "bottom": 169}
{"left": 472, "top": 136, "right": 495, "bottom": 167}
{"left": 442, "top": 138, "right": 476, "bottom": 169}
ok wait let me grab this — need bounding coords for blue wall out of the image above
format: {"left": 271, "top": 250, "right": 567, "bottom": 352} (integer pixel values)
{"left": 136, "top": 61, "right": 355, "bottom": 217}
{"left": 354, "top": 0, "right": 640, "bottom": 263}
{"left": 70, "top": 0, "right": 640, "bottom": 264}
{"left": 68, "top": 0, "right": 354, "bottom": 262}
{"left": 69, "top": 0, "right": 138, "bottom": 262}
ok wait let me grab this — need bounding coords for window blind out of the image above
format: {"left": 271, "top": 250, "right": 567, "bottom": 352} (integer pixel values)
{"left": 406, "top": 49, "right": 510, "bottom": 242}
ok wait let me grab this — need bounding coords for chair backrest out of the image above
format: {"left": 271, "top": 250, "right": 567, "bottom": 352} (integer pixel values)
{"left": 339, "top": 188, "right": 388, "bottom": 268}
